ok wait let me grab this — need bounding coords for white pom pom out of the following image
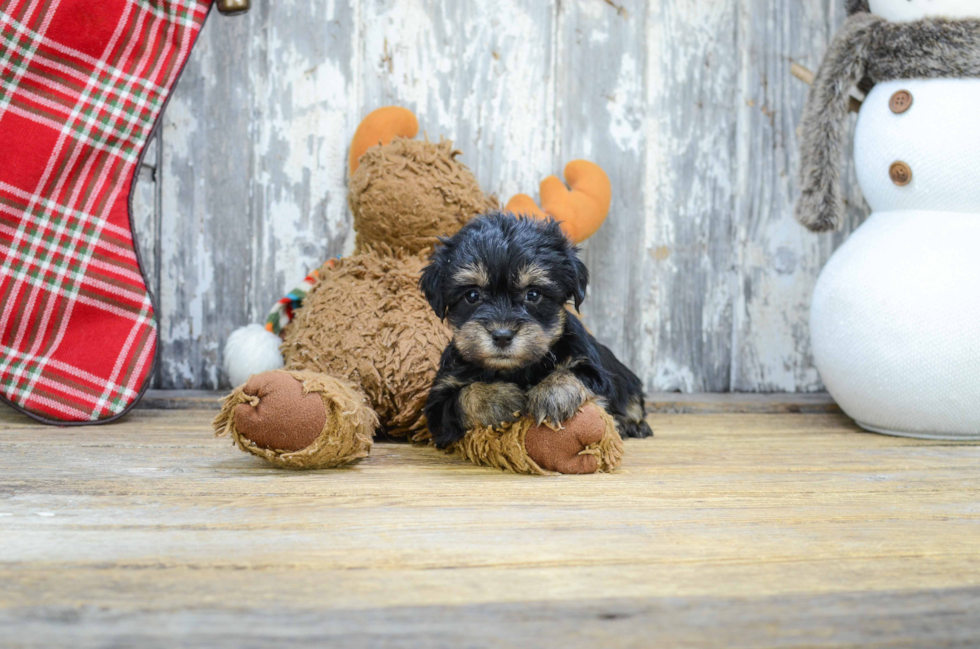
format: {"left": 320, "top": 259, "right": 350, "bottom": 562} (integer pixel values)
{"left": 223, "top": 324, "right": 284, "bottom": 387}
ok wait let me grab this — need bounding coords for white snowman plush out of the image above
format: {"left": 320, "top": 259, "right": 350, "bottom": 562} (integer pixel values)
{"left": 796, "top": 0, "right": 980, "bottom": 439}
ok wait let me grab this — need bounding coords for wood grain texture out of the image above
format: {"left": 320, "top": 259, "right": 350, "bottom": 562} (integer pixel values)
{"left": 247, "top": 0, "right": 357, "bottom": 318}
{"left": 5, "top": 590, "right": 980, "bottom": 648}
{"left": 158, "top": 15, "right": 253, "bottom": 388}
{"left": 356, "top": 0, "right": 557, "bottom": 218}
{"left": 139, "top": 2, "right": 866, "bottom": 392}
{"left": 1, "top": 407, "right": 978, "bottom": 647}
{"left": 557, "top": 0, "right": 651, "bottom": 382}
{"left": 157, "top": 3, "right": 356, "bottom": 389}
{"left": 637, "top": 0, "right": 741, "bottom": 391}
{"left": 127, "top": 389, "right": 844, "bottom": 414}
{"left": 730, "top": 0, "right": 866, "bottom": 391}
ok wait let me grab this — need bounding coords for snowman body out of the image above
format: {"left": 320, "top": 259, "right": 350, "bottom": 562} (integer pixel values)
{"left": 810, "top": 3, "right": 980, "bottom": 438}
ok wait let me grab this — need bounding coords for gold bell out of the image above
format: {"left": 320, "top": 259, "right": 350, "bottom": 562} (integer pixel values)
{"left": 216, "top": 0, "right": 250, "bottom": 15}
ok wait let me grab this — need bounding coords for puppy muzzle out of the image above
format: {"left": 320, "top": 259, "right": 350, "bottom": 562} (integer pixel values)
{"left": 454, "top": 320, "right": 553, "bottom": 371}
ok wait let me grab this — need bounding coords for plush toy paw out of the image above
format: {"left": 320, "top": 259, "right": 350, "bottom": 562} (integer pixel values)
{"left": 232, "top": 371, "right": 327, "bottom": 452}
{"left": 452, "top": 401, "right": 624, "bottom": 475}
{"left": 524, "top": 406, "right": 608, "bottom": 474}
{"left": 213, "top": 370, "right": 378, "bottom": 469}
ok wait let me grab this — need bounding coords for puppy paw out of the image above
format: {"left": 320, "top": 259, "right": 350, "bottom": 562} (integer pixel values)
{"left": 614, "top": 395, "right": 654, "bottom": 439}
{"left": 526, "top": 370, "right": 591, "bottom": 426}
{"left": 460, "top": 382, "right": 526, "bottom": 429}
{"left": 614, "top": 415, "right": 654, "bottom": 439}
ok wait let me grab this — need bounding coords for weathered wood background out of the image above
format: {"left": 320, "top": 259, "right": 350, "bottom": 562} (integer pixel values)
{"left": 135, "top": 0, "right": 866, "bottom": 391}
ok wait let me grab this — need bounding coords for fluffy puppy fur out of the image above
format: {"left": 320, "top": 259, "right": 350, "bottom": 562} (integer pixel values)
{"left": 796, "top": 11, "right": 980, "bottom": 232}
{"left": 420, "top": 212, "right": 653, "bottom": 449}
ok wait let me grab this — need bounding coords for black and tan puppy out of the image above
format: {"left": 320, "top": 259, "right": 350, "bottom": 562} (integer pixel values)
{"left": 419, "top": 212, "right": 653, "bottom": 449}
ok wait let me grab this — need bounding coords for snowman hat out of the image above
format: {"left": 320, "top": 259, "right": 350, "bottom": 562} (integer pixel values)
{"left": 795, "top": 3, "right": 980, "bottom": 231}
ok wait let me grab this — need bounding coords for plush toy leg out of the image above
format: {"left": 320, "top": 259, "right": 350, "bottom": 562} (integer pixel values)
{"left": 213, "top": 370, "right": 378, "bottom": 469}
{"left": 453, "top": 401, "right": 624, "bottom": 475}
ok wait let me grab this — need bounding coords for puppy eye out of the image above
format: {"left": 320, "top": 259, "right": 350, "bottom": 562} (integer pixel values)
{"left": 525, "top": 289, "right": 542, "bottom": 303}
{"left": 464, "top": 289, "right": 481, "bottom": 304}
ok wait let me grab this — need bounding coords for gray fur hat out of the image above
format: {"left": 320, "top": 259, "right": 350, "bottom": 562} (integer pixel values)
{"left": 795, "top": 13, "right": 980, "bottom": 231}
{"left": 847, "top": 0, "right": 869, "bottom": 14}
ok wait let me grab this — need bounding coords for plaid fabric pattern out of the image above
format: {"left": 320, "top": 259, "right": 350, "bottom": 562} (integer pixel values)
{"left": 0, "top": 0, "right": 210, "bottom": 422}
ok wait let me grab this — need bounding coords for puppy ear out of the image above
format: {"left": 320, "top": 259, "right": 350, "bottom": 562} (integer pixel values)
{"left": 569, "top": 250, "right": 589, "bottom": 310}
{"left": 419, "top": 256, "right": 447, "bottom": 319}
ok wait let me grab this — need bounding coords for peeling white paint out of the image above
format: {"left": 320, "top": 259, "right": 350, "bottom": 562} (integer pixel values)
{"left": 361, "top": 0, "right": 556, "bottom": 206}
{"left": 590, "top": 30, "right": 609, "bottom": 44}
{"left": 143, "top": 0, "right": 859, "bottom": 392}
{"left": 653, "top": 359, "right": 699, "bottom": 393}
{"left": 729, "top": 0, "right": 860, "bottom": 392}
{"left": 161, "top": 82, "right": 200, "bottom": 163}
{"left": 607, "top": 53, "right": 642, "bottom": 155}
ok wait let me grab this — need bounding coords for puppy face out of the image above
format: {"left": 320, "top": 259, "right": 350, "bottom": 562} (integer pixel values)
{"left": 420, "top": 212, "right": 589, "bottom": 371}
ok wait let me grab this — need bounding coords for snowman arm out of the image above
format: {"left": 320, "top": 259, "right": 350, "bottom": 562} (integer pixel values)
{"left": 796, "top": 13, "right": 882, "bottom": 233}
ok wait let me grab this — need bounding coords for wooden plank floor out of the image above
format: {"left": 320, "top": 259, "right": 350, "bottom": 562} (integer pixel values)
{"left": 0, "top": 404, "right": 978, "bottom": 648}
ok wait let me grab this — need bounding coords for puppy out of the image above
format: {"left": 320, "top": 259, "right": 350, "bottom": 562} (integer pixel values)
{"left": 419, "top": 212, "right": 653, "bottom": 449}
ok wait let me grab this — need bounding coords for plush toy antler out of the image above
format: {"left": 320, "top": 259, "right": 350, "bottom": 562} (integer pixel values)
{"left": 348, "top": 106, "right": 419, "bottom": 175}
{"left": 505, "top": 160, "right": 612, "bottom": 243}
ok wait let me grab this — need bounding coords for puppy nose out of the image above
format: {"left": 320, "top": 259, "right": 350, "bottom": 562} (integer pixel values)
{"left": 491, "top": 328, "right": 516, "bottom": 348}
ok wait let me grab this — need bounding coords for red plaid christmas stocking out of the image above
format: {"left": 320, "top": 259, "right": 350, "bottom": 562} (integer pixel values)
{"left": 0, "top": 0, "right": 211, "bottom": 423}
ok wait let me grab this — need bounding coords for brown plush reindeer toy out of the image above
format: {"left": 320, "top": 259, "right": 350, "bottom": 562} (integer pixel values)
{"left": 213, "top": 107, "right": 625, "bottom": 475}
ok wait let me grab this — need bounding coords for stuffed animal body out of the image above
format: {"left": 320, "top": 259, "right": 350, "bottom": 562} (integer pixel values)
{"left": 799, "top": 1, "right": 980, "bottom": 439}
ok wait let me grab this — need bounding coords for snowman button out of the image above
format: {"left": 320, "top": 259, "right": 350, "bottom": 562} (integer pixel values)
{"left": 889, "top": 90, "right": 913, "bottom": 114}
{"left": 889, "top": 161, "right": 912, "bottom": 186}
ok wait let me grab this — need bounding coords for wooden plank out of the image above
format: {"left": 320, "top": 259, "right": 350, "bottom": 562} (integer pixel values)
{"left": 245, "top": 0, "right": 357, "bottom": 318}
{"left": 648, "top": 0, "right": 740, "bottom": 393}
{"left": 158, "top": 4, "right": 357, "bottom": 389}
{"left": 136, "top": 389, "right": 223, "bottom": 410}
{"left": 142, "top": 1, "right": 873, "bottom": 394}
{"left": 555, "top": 0, "right": 649, "bottom": 380}
{"left": 645, "top": 391, "right": 840, "bottom": 414}
{"left": 730, "top": 0, "right": 867, "bottom": 391}
{"left": 356, "top": 0, "right": 557, "bottom": 209}
{"left": 2, "top": 588, "right": 978, "bottom": 648}
{"left": 119, "top": 390, "right": 841, "bottom": 414}
{"left": 0, "top": 408, "right": 978, "bottom": 646}
{"left": 158, "top": 15, "right": 254, "bottom": 389}
{"left": 620, "top": 0, "right": 741, "bottom": 392}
